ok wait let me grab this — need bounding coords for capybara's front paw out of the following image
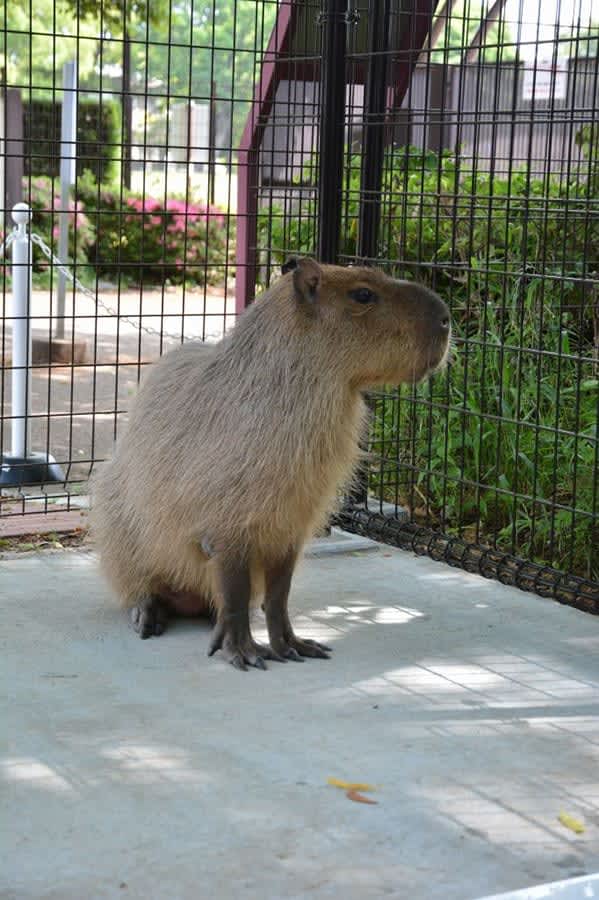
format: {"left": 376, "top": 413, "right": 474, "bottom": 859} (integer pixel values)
{"left": 271, "top": 634, "right": 332, "bottom": 661}
{"left": 130, "top": 596, "right": 169, "bottom": 639}
{"left": 207, "top": 623, "right": 284, "bottom": 671}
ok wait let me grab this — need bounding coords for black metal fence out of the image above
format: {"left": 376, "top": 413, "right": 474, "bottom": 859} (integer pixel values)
{"left": 1, "top": 1, "right": 598, "bottom": 610}
{"left": 251, "top": 1, "right": 599, "bottom": 611}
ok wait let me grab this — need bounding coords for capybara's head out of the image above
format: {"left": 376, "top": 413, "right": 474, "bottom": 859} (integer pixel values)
{"left": 279, "top": 257, "right": 451, "bottom": 388}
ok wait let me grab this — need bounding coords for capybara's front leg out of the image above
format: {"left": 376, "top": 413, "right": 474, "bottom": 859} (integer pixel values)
{"left": 207, "top": 553, "right": 279, "bottom": 670}
{"left": 264, "top": 551, "right": 332, "bottom": 660}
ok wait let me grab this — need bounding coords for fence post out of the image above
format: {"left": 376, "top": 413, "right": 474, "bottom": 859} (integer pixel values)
{"left": 56, "top": 60, "right": 77, "bottom": 341}
{"left": 9, "top": 204, "right": 33, "bottom": 461}
{"left": 357, "top": 0, "right": 391, "bottom": 263}
{"left": 0, "top": 204, "right": 65, "bottom": 487}
{"left": 347, "top": 0, "right": 393, "bottom": 508}
{"left": 317, "top": 0, "right": 349, "bottom": 263}
{"left": 1, "top": 88, "right": 24, "bottom": 231}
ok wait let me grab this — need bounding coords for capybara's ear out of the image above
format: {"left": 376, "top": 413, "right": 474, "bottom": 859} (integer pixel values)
{"left": 281, "top": 257, "right": 298, "bottom": 274}
{"left": 292, "top": 257, "right": 321, "bottom": 312}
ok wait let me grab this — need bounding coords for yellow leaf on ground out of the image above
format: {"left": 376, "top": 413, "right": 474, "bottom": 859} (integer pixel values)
{"left": 558, "top": 812, "right": 585, "bottom": 834}
{"left": 327, "top": 777, "right": 376, "bottom": 792}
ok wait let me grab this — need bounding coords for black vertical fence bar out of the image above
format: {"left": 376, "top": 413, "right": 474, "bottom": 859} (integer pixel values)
{"left": 349, "top": 0, "right": 392, "bottom": 507}
{"left": 317, "top": 0, "right": 348, "bottom": 263}
{"left": 356, "top": 0, "right": 391, "bottom": 263}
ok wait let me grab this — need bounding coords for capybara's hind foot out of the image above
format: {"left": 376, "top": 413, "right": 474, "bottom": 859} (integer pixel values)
{"left": 207, "top": 622, "right": 286, "bottom": 671}
{"left": 130, "top": 596, "right": 169, "bottom": 639}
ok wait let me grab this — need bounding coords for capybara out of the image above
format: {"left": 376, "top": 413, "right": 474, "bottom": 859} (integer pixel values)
{"left": 91, "top": 258, "right": 451, "bottom": 669}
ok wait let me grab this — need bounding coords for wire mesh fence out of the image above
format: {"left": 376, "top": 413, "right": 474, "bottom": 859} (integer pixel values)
{"left": 248, "top": 1, "right": 598, "bottom": 607}
{"left": 1, "top": 0, "right": 273, "bottom": 502}
{"left": 1, "top": 1, "right": 598, "bottom": 606}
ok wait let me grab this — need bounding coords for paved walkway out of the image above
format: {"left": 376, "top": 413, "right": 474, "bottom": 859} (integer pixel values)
{"left": 0, "top": 286, "right": 232, "bottom": 484}
{"left": 2, "top": 538, "right": 599, "bottom": 899}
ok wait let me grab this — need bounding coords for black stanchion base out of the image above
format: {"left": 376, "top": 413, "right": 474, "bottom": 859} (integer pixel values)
{"left": 0, "top": 452, "right": 66, "bottom": 488}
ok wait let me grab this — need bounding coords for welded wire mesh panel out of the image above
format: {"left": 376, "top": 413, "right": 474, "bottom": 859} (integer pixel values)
{"left": 1, "top": 0, "right": 597, "bottom": 602}
{"left": 338, "top": 0, "right": 598, "bottom": 592}
{"left": 1, "top": 0, "right": 275, "bottom": 518}
{"left": 253, "top": 0, "right": 597, "bottom": 597}
{"left": 250, "top": 1, "right": 322, "bottom": 286}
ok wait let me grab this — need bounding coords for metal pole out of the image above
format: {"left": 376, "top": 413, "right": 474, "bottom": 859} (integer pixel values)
{"left": 209, "top": 80, "right": 217, "bottom": 207}
{"left": 317, "top": 0, "right": 349, "bottom": 263}
{"left": 10, "top": 203, "right": 33, "bottom": 459}
{"left": 122, "top": 28, "right": 132, "bottom": 189}
{"left": 357, "top": 0, "right": 391, "bottom": 263}
{"left": 350, "top": 0, "right": 393, "bottom": 507}
{"left": 56, "top": 60, "right": 77, "bottom": 340}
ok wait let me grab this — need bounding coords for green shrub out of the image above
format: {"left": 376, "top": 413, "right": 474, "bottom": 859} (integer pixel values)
{"left": 259, "top": 148, "right": 598, "bottom": 579}
{"left": 23, "top": 99, "right": 121, "bottom": 183}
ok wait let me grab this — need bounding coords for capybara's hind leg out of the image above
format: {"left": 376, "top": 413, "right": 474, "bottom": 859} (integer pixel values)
{"left": 264, "top": 551, "right": 332, "bottom": 660}
{"left": 207, "top": 553, "right": 284, "bottom": 670}
{"left": 130, "top": 596, "right": 170, "bottom": 639}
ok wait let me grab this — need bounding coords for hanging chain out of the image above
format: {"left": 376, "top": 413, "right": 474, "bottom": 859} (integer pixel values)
{"left": 28, "top": 231, "right": 212, "bottom": 343}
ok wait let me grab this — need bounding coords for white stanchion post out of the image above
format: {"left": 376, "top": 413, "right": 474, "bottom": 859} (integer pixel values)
{"left": 10, "top": 203, "right": 33, "bottom": 460}
{"left": 0, "top": 203, "right": 65, "bottom": 488}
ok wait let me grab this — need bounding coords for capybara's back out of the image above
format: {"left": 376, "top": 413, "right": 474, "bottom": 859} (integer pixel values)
{"left": 92, "top": 258, "right": 451, "bottom": 668}
{"left": 92, "top": 341, "right": 219, "bottom": 611}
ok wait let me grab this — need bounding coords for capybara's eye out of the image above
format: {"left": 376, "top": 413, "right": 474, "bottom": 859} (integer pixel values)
{"left": 349, "top": 288, "right": 376, "bottom": 304}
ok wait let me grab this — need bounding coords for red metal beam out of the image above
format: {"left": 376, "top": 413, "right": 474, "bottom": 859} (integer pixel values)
{"left": 235, "top": 0, "right": 437, "bottom": 312}
{"left": 235, "top": 2, "right": 296, "bottom": 313}
{"left": 391, "top": 0, "right": 438, "bottom": 111}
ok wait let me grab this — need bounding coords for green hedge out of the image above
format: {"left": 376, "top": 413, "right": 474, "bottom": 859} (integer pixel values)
{"left": 23, "top": 99, "right": 121, "bottom": 183}
{"left": 26, "top": 176, "right": 96, "bottom": 272}
{"left": 75, "top": 174, "right": 234, "bottom": 286}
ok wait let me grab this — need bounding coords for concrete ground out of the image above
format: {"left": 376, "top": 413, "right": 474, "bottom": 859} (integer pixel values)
{"left": 2, "top": 535, "right": 599, "bottom": 900}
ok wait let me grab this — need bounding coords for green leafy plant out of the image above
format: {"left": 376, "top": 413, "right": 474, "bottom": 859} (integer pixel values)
{"left": 259, "top": 147, "right": 598, "bottom": 579}
{"left": 23, "top": 99, "right": 121, "bottom": 183}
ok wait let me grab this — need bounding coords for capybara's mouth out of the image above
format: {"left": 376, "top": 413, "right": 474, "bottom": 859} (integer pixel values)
{"left": 409, "top": 335, "right": 452, "bottom": 383}
{"left": 433, "top": 336, "right": 452, "bottom": 373}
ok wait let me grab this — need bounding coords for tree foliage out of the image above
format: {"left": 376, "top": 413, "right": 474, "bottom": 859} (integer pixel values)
{"left": 2, "top": 0, "right": 99, "bottom": 86}
{"left": 3, "top": 1, "right": 277, "bottom": 150}
{"left": 430, "top": 0, "right": 517, "bottom": 63}
{"left": 559, "top": 24, "right": 599, "bottom": 59}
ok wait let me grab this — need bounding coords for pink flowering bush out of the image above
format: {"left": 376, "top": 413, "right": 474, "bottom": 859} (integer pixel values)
{"left": 25, "top": 176, "right": 96, "bottom": 273}
{"left": 21, "top": 175, "right": 233, "bottom": 287}
{"left": 82, "top": 183, "right": 233, "bottom": 286}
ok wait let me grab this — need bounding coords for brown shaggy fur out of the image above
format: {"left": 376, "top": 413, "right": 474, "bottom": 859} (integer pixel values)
{"left": 91, "top": 259, "right": 450, "bottom": 660}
